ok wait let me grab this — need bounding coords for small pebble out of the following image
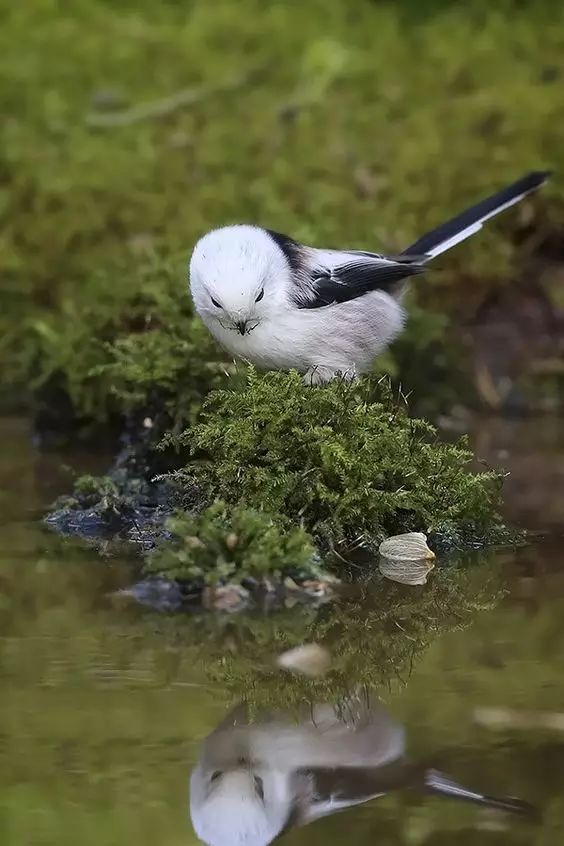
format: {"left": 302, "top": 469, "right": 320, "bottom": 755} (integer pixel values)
{"left": 277, "top": 643, "right": 331, "bottom": 677}
{"left": 225, "top": 532, "right": 238, "bottom": 550}
{"left": 202, "top": 584, "right": 250, "bottom": 613}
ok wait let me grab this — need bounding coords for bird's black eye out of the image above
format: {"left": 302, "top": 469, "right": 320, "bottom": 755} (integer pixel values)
{"left": 254, "top": 776, "right": 264, "bottom": 801}
{"left": 210, "top": 771, "right": 222, "bottom": 783}
{"left": 255, "top": 288, "right": 264, "bottom": 303}
{"left": 210, "top": 296, "right": 222, "bottom": 309}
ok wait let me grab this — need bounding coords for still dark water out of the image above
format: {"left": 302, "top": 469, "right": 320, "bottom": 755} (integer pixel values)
{"left": 1, "top": 416, "right": 564, "bottom": 846}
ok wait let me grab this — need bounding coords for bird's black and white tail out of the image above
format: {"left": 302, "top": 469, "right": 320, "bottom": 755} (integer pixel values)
{"left": 423, "top": 769, "right": 539, "bottom": 820}
{"left": 402, "top": 170, "right": 550, "bottom": 260}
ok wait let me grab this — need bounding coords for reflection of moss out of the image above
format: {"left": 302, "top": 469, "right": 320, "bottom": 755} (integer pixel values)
{"left": 184, "top": 560, "right": 502, "bottom": 713}
{"left": 4, "top": 525, "right": 564, "bottom": 844}
{"left": 165, "top": 370, "right": 506, "bottom": 550}
{"left": 144, "top": 502, "right": 319, "bottom": 585}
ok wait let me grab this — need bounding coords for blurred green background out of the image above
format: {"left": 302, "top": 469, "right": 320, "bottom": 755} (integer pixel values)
{"left": 2, "top": 0, "right": 563, "bottom": 427}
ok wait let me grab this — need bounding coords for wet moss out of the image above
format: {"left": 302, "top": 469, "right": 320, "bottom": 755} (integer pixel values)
{"left": 46, "top": 370, "right": 513, "bottom": 591}
{"left": 144, "top": 502, "right": 319, "bottom": 586}
{"left": 164, "top": 370, "right": 506, "bottom": 550}
{"left": 47, "top": 472, "right": 156, "bottom": 540}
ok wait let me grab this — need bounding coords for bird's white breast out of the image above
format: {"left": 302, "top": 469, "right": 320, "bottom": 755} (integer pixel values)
{"left": 203, "top": 290, "right": 405, "bottom": 375}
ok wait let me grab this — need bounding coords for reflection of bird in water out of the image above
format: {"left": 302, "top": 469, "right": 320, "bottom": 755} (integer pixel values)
{"left": 189, "top": 690, "right": 536, "bottom": 846}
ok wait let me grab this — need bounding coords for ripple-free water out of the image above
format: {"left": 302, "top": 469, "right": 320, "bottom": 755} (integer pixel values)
{"left": 1, "top": 416, "right": 563, "bottom": 846}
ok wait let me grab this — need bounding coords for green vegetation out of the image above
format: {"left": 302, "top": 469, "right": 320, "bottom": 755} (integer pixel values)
{"left": 61, "top": 474, "right": 130, "bottom": 513}
{"left": 2, "top": 0, "right": 563, "bottom": 421}
{"left": 144, "top": 501, "right": 318, "bottom": 585}
{"left": 48, "top": 370, "right": 510, "bottom": 585}
{"left": 164, "top": 370, "right": 506, "bottom": 551}
{"left": 24, "top": 257, "right": 231, "bottom": 429}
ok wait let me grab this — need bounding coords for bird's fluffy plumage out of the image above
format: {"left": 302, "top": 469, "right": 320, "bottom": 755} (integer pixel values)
{"left": 189, "top": 698, "right": 405, "bottom": 846}
{"left": 190, "top": 225, "right": 407, "bottom": 382}
{"left": 189, "top": 171, "right": 550, "bottom": 383}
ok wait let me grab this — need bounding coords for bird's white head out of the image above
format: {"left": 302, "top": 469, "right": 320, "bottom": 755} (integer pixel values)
{"left": 189, "top": 225, "right": 292, "bottom": 336}
{"left": 190, "top": 764, "right": 293, "bottom": 846}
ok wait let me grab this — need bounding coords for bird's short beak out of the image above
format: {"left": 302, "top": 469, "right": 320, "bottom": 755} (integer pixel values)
{"left": 236, "top": 320, "right": 248, "bottom": 336}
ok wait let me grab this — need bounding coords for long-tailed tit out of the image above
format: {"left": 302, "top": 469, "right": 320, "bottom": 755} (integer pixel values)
{"left": 189, "top": 694, "right": 536, "bottom": 846}
{"left": 189, "top": 696, "right": 404, "bottom": 846}
{"left": 189, "top": 171, "right": 549, "bottom": 383}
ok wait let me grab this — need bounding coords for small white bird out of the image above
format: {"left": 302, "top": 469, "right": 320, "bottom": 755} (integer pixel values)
{"left": 189, "top": 695, "right": 536, "bottom": 846}
{"left": 189, "top": 696, "right": 406, "bottom": 846}
{"left": 189, "top": 171, "right": 549, "bottom": 384}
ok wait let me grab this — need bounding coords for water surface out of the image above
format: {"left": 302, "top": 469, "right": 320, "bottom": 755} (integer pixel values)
{"left": 1, "top": 416, "right": 564, "bottom": 846}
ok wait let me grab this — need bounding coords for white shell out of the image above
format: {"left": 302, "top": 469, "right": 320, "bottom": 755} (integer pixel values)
{"left": 378, "top": 532, "right": 436, "bottom": 562}
{"left": 277, "top": 643, "right": 331, "bottom": 678}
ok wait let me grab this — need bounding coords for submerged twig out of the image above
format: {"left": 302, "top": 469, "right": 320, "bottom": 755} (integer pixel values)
{"left": 86, "top": 69, "right": 256, "bottom": 128}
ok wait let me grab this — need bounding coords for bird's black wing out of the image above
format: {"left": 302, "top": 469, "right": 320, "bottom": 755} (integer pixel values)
{"left": 294, "top": 255, "right": 426, "bottom": 309}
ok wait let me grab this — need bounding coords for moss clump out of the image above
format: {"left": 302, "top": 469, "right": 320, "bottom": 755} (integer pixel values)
{"left": 46, "top": 473, "right": 145, "bottom": 540}
{"left": 54, "top": 474, "right": 134, "bottom": 521}
{"left": 46, "top": 465, "right": 170, "bottom": 544}
{"left": 144, "top": 501, "right": 318, "bottom": 586}
{"left": 46, "top": 370, "right": 512, "bottom": 585}
{"left": 165, "top": 370, "right": 505, "bottom": 550}
{"left": 29, "top": 256, "right": 232, "bottom": 430}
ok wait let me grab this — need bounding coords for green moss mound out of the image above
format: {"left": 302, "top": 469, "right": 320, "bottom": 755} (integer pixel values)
{"left": 47, "top": 370, "right": 511, "bottom": 587}
{"left": 144, "top": 501, "right": 318, "bottom": 585}
{"left": 166, "top": 370, "right": 505, "bottom": 550}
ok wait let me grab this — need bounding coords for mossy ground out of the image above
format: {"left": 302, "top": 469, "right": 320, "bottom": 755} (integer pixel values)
{"left": 2, "top": 0, "right": 564, "bottom": 423}
{"left": 165, "top": 370, "right": 506, "bottom": 549}
{"left": 144, "top": 501, "right": 319, "bottom": 587}
{"left": 47, "top": 370, "right": 515, "bottom": 590}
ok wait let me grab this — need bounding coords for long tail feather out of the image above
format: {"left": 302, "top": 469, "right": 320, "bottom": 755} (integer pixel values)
{"left": 402, "top": 170, "right": 550, "bottom": 259}
{"left": 423, "top": 769, "right": 539, "bottom": 820}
